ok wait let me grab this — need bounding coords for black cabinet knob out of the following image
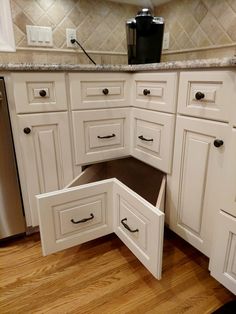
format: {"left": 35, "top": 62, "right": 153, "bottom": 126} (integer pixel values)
{"left": 143, "top": 89, "right": 151, "bottom": 96}
{"left": 102, "top": 88, "right": 109, "bottom": 95}
{"left": 195, "top": 92, "right": 205, "bottom": 100}
{"left": 23, "top": 127, "right": 31, "bottom": 134}
{"left": 39, "top": 89, "right": 47, "bottom": 97}
{"left": 214, "top": 139, "right": 224, "bottom": 147}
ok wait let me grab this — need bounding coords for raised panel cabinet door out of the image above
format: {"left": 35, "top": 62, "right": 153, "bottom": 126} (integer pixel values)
{"left": 113, "top": 180, "right": 165, "bottom": 279}
{"left": 18, "top": 112, "right": 73, "bottom": 226}
{"left": 36, "top": 180, "right": 114, "bottom": 255}
{"left": 169, "top": 116, "right": 228, "bottom": 257}
{"left": 209, "top": 210, "right": 236, "bottom": 295}
{"left": 220, "top": 128, "right": 236, "bottom": 217}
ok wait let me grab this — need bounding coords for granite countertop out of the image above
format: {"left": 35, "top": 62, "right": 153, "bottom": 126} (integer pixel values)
{"left": 0, "top": 57, "right": 236, "bottom": 72}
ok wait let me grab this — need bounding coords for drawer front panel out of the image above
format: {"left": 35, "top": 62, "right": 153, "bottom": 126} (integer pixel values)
{"left": 69, "top": 73, "right": 130, "bottom": 110}
{"left": 58, "top": 195, "right": 104, "bottom": 237}
{"left": 131, "top": 108, "right": 175, "bottom": 173}
{"left": 114, "top": 181, "right": 165, "bottom": 279}
{"left": 178, "top": 71, "right": 236, "bottom": 122}
{"left": 37, "top": 180, "right": 113, "bottom": 255}
{"left": 72, "top": 108, "right": 130, "bottom": 165}
{"left": 133, "top": 73, "right": 177, "bottom": 113}
{"left": 12, "top": 73, "right": 67, "bottom": 113}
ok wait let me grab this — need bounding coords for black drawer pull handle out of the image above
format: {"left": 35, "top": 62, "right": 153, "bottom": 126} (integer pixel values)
{"left": 143, "top": 89, "right": 150, "bottom": 96}
{"left": 195, "top": 91, "right": 205, "bottom": 100}
{"left": 121, "top": 218, "right": 139, "bottom": 233}
{"left": 39, "top": 89, "right": 47, "bottom": 97}
{"left": 97, "top": 134, "right": 116, "bottom": 139}
{"left": 102, "top": 88, "right": 109, "bottom": 95}
{"left": 71, "top": 213, "right": 94, "bottom": 224}
{"left": 138, "top": 135, "right": 153, "bottom": 142}
{"left": 214, "top": 139, "right": 224, "bottom": 148}
{"left": 23, "top": 127, "right": 31, "bottom": 134}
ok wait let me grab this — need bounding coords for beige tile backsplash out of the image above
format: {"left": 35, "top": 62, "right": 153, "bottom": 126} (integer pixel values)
{"left": 155, "top": 0, "right": 236, "bottom": 60}
{"left": 1, "top": 0, "right": 235, "bottom": 64}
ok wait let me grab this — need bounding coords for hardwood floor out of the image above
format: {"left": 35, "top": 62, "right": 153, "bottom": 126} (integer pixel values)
{"left": 0, "top": 229, "right": 234, "bottom": 314}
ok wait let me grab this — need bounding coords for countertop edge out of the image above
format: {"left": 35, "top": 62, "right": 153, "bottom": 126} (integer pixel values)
{"left": 0, "top": 57, "right": 236, "bottom": 72}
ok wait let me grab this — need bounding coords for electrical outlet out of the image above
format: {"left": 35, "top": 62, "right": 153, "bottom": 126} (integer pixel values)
{"left": 162, "top": 32, "right": 169, "bottom": 50}
{"left": 66, "top": 28, "right": 76, "bottom": 48}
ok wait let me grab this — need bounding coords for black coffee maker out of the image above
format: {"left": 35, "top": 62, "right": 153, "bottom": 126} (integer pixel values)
{"left": 126, "top": 8, "right": 164, "bottom": 64}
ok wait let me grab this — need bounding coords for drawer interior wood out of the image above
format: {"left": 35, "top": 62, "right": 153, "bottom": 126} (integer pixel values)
{"left": 69, "top": 157, "right": 164, "bottom": 206}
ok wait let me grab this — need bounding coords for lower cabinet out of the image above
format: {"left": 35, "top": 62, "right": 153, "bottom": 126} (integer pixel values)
{"left": 18, "top": 112, "right": 74, "bottom": 226}
{"left": 209, "top": 210, "right": 236, "bottom": 295}
{"left": 168, "top": 116, "right": 228, "bottom": 257}
{"left": 36, "top": 158, "right": 165, "bottom": 279}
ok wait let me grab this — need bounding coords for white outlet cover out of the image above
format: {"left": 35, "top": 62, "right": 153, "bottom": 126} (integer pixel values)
{"left": 162, "top": 32, "right": 169, "bottom": 50}
{"left": 66, "top": 28, "right": 77, "bottom": 48}
{"left": 26, "top": 25, "right": 53, "bottom": 47}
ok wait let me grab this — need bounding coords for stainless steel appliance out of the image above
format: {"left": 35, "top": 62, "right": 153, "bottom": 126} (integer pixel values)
{"left": 0, "top": 78, "right": 25, "bottom": 239}
{"left": 126, "top": 8, "right": 164, "bottom": 64}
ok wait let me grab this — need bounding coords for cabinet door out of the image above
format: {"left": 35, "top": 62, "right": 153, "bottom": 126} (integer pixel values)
{"left": 37, "top": 180, "right": 114, "bottom": 255}
{"left": 114, "top": 180, "right": 165, "bottom": 279}
{"left": 169, "top": 116, "right": 228, "bottom": 256}
{"left": 220, "top": 128, "right": 236, "bottom": 217}
{"left": 18, "top": 112, "right": 73, "bottom": 226}
{"left": 210, "top": 210, "right": 236, "bottom": 295}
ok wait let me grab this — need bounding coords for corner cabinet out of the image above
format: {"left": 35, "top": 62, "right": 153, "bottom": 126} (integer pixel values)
{"left": 37, "top": 158, "right": 165, "bottom": 279}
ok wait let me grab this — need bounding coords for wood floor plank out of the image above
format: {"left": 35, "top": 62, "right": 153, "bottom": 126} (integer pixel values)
{"left": 0, "top": 229, "right": 234, "bottom": 314}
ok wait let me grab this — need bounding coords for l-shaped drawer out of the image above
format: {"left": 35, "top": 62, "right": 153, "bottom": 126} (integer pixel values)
{"left": 37, "top": 157, "right": 165, "bottom": 279}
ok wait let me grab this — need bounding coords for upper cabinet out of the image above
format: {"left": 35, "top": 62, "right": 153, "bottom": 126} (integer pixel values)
{"left": 0, "top": 0, "right": 15, "bottom": 52}
{"left": 12, "top": 73, "right": 68, "bottom": 113}
{"left": 132, "top": 73, "right": 177, "bottom": 113}
{"left": 69, "top": 73, "right": 131, "bottom": 110}
{"left": 178, "top": 71, "right": 236, "bottom": 122}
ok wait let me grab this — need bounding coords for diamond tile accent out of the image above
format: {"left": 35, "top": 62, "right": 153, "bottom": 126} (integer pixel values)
{"left": 155, "top": 0, "right": 236, "bottom": 51}
{"left": 9, "top": 0, "right": 236, "bottom": 57}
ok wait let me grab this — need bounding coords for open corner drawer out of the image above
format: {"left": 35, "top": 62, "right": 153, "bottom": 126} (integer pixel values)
{"left": 36, "top": 157, "right": 166, "bottom": 279}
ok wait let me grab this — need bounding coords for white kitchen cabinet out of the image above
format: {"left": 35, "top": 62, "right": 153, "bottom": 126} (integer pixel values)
{"left": 11, "top": 73, "right": 68, "bottom": 114}
{"left": 209, "top": 210, "right": 236, "bottom": 294}
{"left": 132, "top": 72, "right": 177, "bottom": 113}
{"left": 131, "top": 108, "right": 175, "bottom": 173}
{"left": 18, "top": 112, "right": 73, "bottom": 226}
{"left": 37, "top": 158, "right": 165, "bottom": 279}
{"left": 220, "top": 128, "right": 236, "bottom": 217}
{"left": 69, "top": 73, "right": 130, "bottom": 110}
{"left": 178, "top": 71, "right": 236, "bottom": 122}
{"left": 72, "top": 108, "right": 130, "bottom": 165}
{"left": 168, "top": 116, "right": 228, "bottom": 257}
